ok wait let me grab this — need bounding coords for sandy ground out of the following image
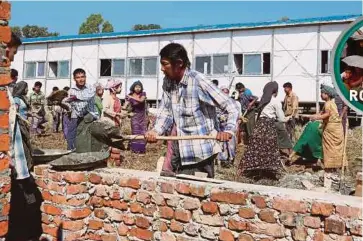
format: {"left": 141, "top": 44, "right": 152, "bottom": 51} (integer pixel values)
{"left": 30, "top": 115, "right": 362, "bottom": 195}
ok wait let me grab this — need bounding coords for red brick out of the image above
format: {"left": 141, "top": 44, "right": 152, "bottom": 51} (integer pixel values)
{"left": 336, "top": 205, "right": 362, "bottom": 219}
{"left": 0, "top": 2, "right": 11, "bottom": 21}
{"left": 0, "top": 221, "right": 7, "bottom": 237}
{"left": 137, "top": 191, "right": 151, "bottom": 204}
{"left": 42, "top": 224, "right": 57, "bottom": 237}
{"left": 238, "top": 234, "right": 255, "bottom": 241}
{"left": 170, "top": 219, "right": 184, "bottom": 233}
{"left": 175, "top": 183, "right": 190, "bottom": 195}
{"left": 86, "top": 232, "right": 102, "bottom": 241}
{"left": 249, "top": 222, "right": 285, "bottom": 238}
{"left": 211, "top": 190, "right": 247, "bottom": 205}
{"left": 159, "top": 221, "right": 168, "bottom": 232}
{"left": 174, "top": 209, "right": 191, "bottom": 223}
{"left": 94, "top": 185, "right": 108, "bottom": 197}
{"left": 110, "top": 200, "right": 128, "bottom": 211}
{"left": 311, "top": 202, "right": 334, "bottom": 216}
{"left": 142, "top": 180, "right": 156, "bottom": 191}
{"left": 251, "top": 195, "right": 267, "bottom": 208}
{"left": 63, "top": 172, "right": 87, "bottom": 184}
{"left": 65, "top": 184, "right": 87, "bottom": 195}
{"left": 0, "top": 183, "right": 10, "bottom": 194}
{"left": 272, "top": 198, "right": 308, "bottom": 214}
{"left": 110, "top": 190, "right": 121, "bottom": 200}
{"left": 64, "top": 232, "right": 83, "bottom": 241}
{"left": 46, "top": 172, "right": 62, "bottom": 182}
{"left": 152, "top": 193, "right": 166, "bottom": 206}
{"left": 0, "top": 113, "right": 8, "bottom": 129}
{"left": 42, "top": 204, "right": 62, "bottom": 215}
{"left": 135, "top": 216, "right": 150, "bottom": 229}
{"left": 0, "top": 158, "right": 10, "bottom": 173}
{"left": 0, "top": 91, "right": 9, "bottom": 110}
{"left": 304, "top": 216, "right": 321, "bottom": 228}
{"left": 160, "top": 182, "right": 174, "bottom": 194}
{"left": 259, "top": 209, "right": 276, "bottom": 223}
{"left": 190, "top": 185, "right": 206, "bottom": 197}
{"left": 160, "top": 206, "right": 174, "bottom": 220}
{"left": 325, "top": 217, "right": 345, "bottom": 235}
{"left": 64, "top": 208, "right": 92, "bottom": 220}
{"left": 292, "top": 227, "right": 308, "bottom": 241}
{"left": 279, "top": 212, "right": 297, "bottom": 227}
{"left": 183, "top": 198, "right": 200, "bottom": 210}
{"left": 94, "top": 208, "right": 106, "bottom": 219}
{"left": 161, "top": 232, "right": 177, "bottom": 241}
{"left": 130, "top": 202, "right": 143, "bottom": 213}
{"left": 62, "top": 220, "right": 84, "bottom": 231}
{"left": 118, "top": 223, "right": 129, "bottom": 236}
{"left": 0, "top": 134, "right": 10, "bottom": 152}
{"left": 228, "top": 219, "right": 249, "bottom": 231}
{"left": 47, "top": 181, "right": 65, "bottom": 193}
{"left": 219, "top": 229, "right": 235, "bottom": 241}
{"left": 41, "top": 214, "right": 52, "bottom": 225}
{"left": 143, "top": 205, "right": 157, "bottom": 217}
{"left": 0, "top": 27, "right": 11, "bottom": 44}
{"left": 89, "top": 196, "right": 104, "bottom": 207}
{"left": 350, "top": 221, "right": 362, "bottom": 236}
{"left": 89, "top": 173, "right": 102, "bottom": 184}
{"left": 123, "top": 214, "right": 135, "bottom": 225}
{"left": 121, "top": 178, "right": 140, "bottom": 189}
{"left": 201, "top": 201, "right": 219, "bottom": 214}
{"left": 51, "top": 194, "right": 67, "bottom": 205}
{"left": 129, "top": 227, "right": 153, "bottom": 241}
{"left": 239, "top": 207, "right": 256, "bottom": 219}
{"left": 88, "top": 219, "right": 103, "bottom": 230}
{"left": 1, "top": 202, "right": 9, "bottom": 216}
{"left": 101, "top": 234, "right": 117, "bottom": 241}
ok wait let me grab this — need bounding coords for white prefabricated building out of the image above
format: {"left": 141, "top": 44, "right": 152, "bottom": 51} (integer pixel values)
{"left": 12, "top": 14, "right": 361, "bottom": 108}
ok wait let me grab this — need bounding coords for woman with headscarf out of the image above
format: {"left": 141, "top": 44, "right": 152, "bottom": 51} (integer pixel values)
{"left": 238, "top": 81, "right": 290, "bottom": 177}
{"left": 310, "top": 84, "right": 344, "bottom": 188}
{"left": 125, "top": 81, "right": 148, "bottom": 154}
{"left": 102, "top": 79, "right": 124, "bottom": 127}
{"left": 218, "top": 86, "right": 239, "bottom": 167}
{"left": 94, "top": 83, "right": 104, "bottom": 117}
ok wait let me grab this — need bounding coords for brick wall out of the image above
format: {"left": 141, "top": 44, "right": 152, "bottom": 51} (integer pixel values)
{"left": 0, "top": 1, "right": 11, "bottom": 239}
{"left": 34, "top": 165, "right": 362, "bottom": 241}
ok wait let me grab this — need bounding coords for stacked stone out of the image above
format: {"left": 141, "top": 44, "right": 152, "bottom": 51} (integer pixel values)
{"left": 107, "top": 147, "right": 123, "bottom": 167}
{"left": 0, "top": 1, "right": 12, "bottom": 239}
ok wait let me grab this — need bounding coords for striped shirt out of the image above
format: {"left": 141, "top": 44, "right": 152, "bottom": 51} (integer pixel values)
{"left": 153, "top": 69, "right": 239, "bottom": 165}
{"left": 67, "top": 84, "right": 98, "bottom": 119}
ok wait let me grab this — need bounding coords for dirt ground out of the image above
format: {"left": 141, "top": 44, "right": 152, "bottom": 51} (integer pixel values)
{"left": 30, "top": 116, "right": 362, "bottom": 195}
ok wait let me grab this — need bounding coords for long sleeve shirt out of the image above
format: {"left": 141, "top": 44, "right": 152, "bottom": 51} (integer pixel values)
{"left": 66, "top": 84, "right": 98, "bottom": 120}
{"left": 261, "top": 96, "right": 289, "bottom": 122}
{"left": 153, "top": 69, "right": 239, "bottom": 165}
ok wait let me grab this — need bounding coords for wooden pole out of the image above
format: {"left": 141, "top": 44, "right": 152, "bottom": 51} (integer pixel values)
{"left": 116, "top": 135, "right": 218, "bottom": 141}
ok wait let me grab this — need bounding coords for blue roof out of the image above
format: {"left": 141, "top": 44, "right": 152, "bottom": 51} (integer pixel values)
{"left": 22, "top": 14, "right": 361, "bottom": 44}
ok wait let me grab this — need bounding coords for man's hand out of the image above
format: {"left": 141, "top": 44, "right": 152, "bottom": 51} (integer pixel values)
{"left": 145, "top": 130, "right": 158, "bottom": 143}
{"left": 216, "top": 132, "right": 232, "bottom": 142}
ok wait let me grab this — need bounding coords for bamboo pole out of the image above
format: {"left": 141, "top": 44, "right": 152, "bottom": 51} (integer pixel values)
{"left": 120, "top": 135, "right": 217, "bottom": 141}
{"left": 339, "top": 120, "right": 349, "bottom": 191}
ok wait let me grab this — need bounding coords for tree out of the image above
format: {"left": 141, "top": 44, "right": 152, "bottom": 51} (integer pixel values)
{"left": 132, "top": 24, "right": 162, "bottom": 31}
{"left": 11, "top": 26, "right": 22, "bottom": 38}
{"left": 79, "top": 13, "right": 114, "bottom": 34}
{"left": 11, "top": 25, "right": 59, "bottom": 38}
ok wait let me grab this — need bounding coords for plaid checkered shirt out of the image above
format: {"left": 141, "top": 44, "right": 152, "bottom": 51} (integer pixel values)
{"left": 67, "top": 84, "right": 99, "bottom": 119}
{"left": 153, "top": 69, "right": 239, "bottom": 165}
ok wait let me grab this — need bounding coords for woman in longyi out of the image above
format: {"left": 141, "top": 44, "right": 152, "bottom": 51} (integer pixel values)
{"left": 310, "top": 84, "right": 345, "bottom": 188}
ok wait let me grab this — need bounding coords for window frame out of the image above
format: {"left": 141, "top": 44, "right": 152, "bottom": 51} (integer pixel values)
{"left": 233, "top": 52, "right": 271, "bottom": 76}
{"left": 99, "top": 58, "right": 126, "bottom": 77}
{"left": 127, "top": 56, "right": 158, "bottom": 77}
{"left": 194, "top": 54, "right": 230, "bottom": 76}
{"left": 47, "top": 60, "right": 70, "bottom": 79}
{"left": 24, "top": 61, "right": 46, "bottom": 79}
{"left": 320, "top": 49, "right": 332, "bottom": 75}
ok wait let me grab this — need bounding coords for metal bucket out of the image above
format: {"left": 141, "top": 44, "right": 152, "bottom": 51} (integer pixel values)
{"left": 32, "top": 149, "right": 74, "bottom": 164}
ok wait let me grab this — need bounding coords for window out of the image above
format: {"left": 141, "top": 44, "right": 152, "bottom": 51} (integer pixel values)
{"left": 321, "top": 50, "right": 331, "bottom": 74}
{"left": 48, "top": 60, "right": 70, "bottom": 78}
{"left": 25, "top": 62, "right": 36, "bottom": 78}
{"left": 233, "top": 53, "right": 271, "bottom": 75}
{"left": 128, "top": 57, "right": 157, "bottom": 76}
{"left": 195, "top": 56, "right": 211, "bottom": 75}
{"left": 100, "top": 59, "right": 125, "bottom": 77}
{"left": 213, "top": 55, "right": 229, "bottom": 74}
{"left": 144, "top": 57, "right": 157, "bottom": 76}
{"left": 24, "top": 62, "right": 45, "bottom": 78}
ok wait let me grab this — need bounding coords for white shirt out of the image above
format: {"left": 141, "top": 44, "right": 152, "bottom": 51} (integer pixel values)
{"left": 260, "top": 96, "right": 288, "bottom": 122}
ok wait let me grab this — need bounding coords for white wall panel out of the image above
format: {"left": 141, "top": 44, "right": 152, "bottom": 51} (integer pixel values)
{"left": 24, "top": 44, "right": 47, "bottom": 61}
{"left": 194, "top": 32, "right": 230, "bottom": 55}
{"left": 99, "top": 39, "right": 127, "bottom": 59}
{"left": 274, "top": 26, "right": 318, "bottom": 51}
{"left": 128, "top": 37, "right": 159, "bottom": 57}
{"left": 233, "top": 29, "right": 272, "bottom": 53}
{"left": 47, "top": 42, "right": 72, "bottom": 61}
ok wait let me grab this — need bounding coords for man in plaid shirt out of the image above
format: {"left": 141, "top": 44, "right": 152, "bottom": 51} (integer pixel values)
{"left": 146, "top": 43, "right": 239, "bottom": 178}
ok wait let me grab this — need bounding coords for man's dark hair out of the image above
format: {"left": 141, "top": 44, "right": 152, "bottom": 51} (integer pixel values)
{"left": 52, "top": 86, "right": 59, "bottom": 92}
{"left": 10, "top": 69, "right": 18, "bottom": 79}
{"left": 159, "top": 43, "right": 191, "bottom": 69}
{"left": 8, "top": 32, "right": 22, "bottom": 47}
{"left": 212, "top": 79, "right": 219, "bottom": 86}
{"left": 73, "top": 68, "right": 86, "bottom": 77}
{"left": 34, "top": 81, "right": 42, "bottom": 88}
{"left": 344, "top": 66, "right": 353, "bottom": 72}
{"left": 63, "top": 86, "right": 70, "bottom": 91}
{"left": 235, "top": 82, "right": 245, "bottom": 90}
{"left": 283, "top": 82, "right": 292, "bottom": 89}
